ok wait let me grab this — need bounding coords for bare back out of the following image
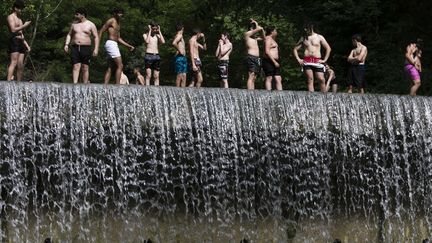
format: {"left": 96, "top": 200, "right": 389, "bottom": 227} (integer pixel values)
{"left": 173, "top": 33, "right": 186, "bottom": 56}
{"left": 106, "top": 18, "right": 120, "bottom": 41}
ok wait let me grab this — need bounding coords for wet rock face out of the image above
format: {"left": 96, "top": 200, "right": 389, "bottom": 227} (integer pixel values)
{"left": 1, "top": 82, "right": 432, "bottom": 242}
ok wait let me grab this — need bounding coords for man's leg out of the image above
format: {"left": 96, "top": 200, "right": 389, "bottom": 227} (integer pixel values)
{"left": 315, "top": 72, "right": 326, "bottom": 92}
{"left": 81, "top": 64, "right": 90, "bottom": 84}
{"left": 305, "top": 69, "right": 314, "bottom": 92}
{"left": 195, "top": 71, "right": 203, "bottom": 88}
{"left": 274, "top": 75, "right": 282, "bottom": 91}
{"left": 72, "top": 63, "right": 81, "bottom": 84}
{"left": 265, "top": 76, "right": 273, "bottom": 90}
{"left": 7, "top": 53, "right": 19, "bottom": 81}
{"left": 175, "top": 74, "right": 182, "bottom": 87}
{"left": 104, "top": 60, "right": 112, "bottom": 84}
{"left": 180, "top": 73, "right": 187, "bottom": 87}
{"left": 247, "top": 71, "right": 256, "bottom": 90}
{"left": 145, "top": 68, "right": 152, "bottom": 86}
{"left": 221, "top": 79, "right": 228, "bottom": 88}
{"left": 113, "top": 57, "right": 123, "bottom": 84}
{"left": 410, "top": 79, "right": 421, "bottom": 96}
{"left": 188, "top": 73, "right": 196, "bottom": 87}
{"left": 188, "top": 80, "right": 195, "bottom": 87}
{"left": 16, "top": 54, "right": 25, "bottom": 81}
{"left": 153, "top": 70, "right": 160, "bottom": 86}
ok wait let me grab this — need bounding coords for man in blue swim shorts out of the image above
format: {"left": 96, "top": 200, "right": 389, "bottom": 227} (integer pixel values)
{"left": 172, "top": 23, "right": 188, "bottom": 87}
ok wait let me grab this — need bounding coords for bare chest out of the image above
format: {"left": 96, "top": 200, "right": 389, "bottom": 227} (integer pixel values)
{"left": 72, "top": 23, "right": 92, "bottom": 35}
{"left": 353, "top": 47, "right": 362, "bottom": 56}
{"left": 149, "top": 35, "right": 159, "bottom": 44}
{"left": 304, "top": 36, "right": 320, "bottom": 47}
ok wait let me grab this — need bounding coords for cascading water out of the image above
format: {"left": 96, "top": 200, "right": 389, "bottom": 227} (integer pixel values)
{"left": 0, "top": 81, "right": 431, "bottom": 242}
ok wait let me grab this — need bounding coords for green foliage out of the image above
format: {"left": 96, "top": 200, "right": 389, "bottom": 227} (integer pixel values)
{"left": 0, "top": 0, "right": 430, "bottom": 94}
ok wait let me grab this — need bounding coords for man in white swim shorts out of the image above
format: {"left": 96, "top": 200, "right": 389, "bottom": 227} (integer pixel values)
{"left": 98, "top": 7, "right": 134, "bottom": 84}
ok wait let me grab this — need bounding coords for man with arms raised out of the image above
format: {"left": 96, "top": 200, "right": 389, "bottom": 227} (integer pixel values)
{"left": 293, "top": 22, "right": 331, "bottom": 92}
{"left": 64, "top": 8, "right": 99, "bottom": 84}
{"left": 98, "top": 7, "right": 134, "bottom": 84}
{"left": 263, "top": 26, "right": 282, "bottom": 90}
{"left": 215, "top": 32, "right": 233, "bottom": 88}
{"left": 188, "top": 28, "right": 207, "bottom": 87}
{"left": 6, "top": 0, "right": 31, "bottom": 81}
{"left": 245, "top": 19, "right": 264, "bottom": 90}
{"left": 172, "top": 23, "right": 187, "bottom": 87}
{"left": 143, "top": 21, "right": 165, "bottom": 86}
{"left": 347, "top": 34, "right": 368, "bottom": 93}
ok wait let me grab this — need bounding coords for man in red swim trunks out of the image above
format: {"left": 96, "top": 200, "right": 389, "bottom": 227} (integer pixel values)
{"left": 293, "top": 22, "right": 331, "bottom": 92}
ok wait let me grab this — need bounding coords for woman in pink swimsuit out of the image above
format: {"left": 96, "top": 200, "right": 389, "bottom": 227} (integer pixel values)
{"left": 405, "top": 41, "right": 422, "bottom": 96}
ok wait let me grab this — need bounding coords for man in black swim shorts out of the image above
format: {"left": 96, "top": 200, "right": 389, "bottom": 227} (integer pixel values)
{"left": 244, "top": 19, "right": 264, "bottom": 89}
{"left": 64, "top": 8, "right": 99, "bottom": 84}
{"left": 6, "top": 0, "right": 32, "bottom": 81}
{"left": 263, "top": 26, "right": 282, "bottom": 90}
{"left": 215, "top": 32, "right": 233, "bottom": 88}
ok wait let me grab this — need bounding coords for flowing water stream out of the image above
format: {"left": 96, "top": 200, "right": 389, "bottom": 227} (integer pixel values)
{"left": 1, "top": 82, "right": 431, "bottom": 242}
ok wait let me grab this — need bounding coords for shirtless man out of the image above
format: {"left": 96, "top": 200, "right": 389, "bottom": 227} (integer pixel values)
{"left": 172, "top": 23, "right": 187, "bottom": 87}
{"left": 188, "top": 28, "right": 206, "bottom": 87}
{"left": 405, "top": 39, "right": 423, "bottom": 96}
{"left": 6, "top": 0, "right": 31, "bottom": 81}
{"left": 245, "top": 19, "right": 265, "bottom": 90}
{"left": 64, "top": 8, "right": 99, "bottom": 84}
{"left": 263, "top": 26, "right": 282, "bottom": 90}
{"left": 98, "top": 7, "right": 134, "bottom": 84}
{"left": 293, "top": 22, "right": 331, "bottom": 92}
{"left": 143, "top": 21, "right": 165, "bottom": 86}
{"left": 347, "top": 34, "right": 368, "bottom": 93}
{"left": 215, "top": 32, "right": 233, "bottom": 88}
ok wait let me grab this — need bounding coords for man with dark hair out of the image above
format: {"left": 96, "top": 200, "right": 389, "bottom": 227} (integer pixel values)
{"left": 172, "top": 23, "right": 187, "bottom": 87}
{"left": 215, "top": 31, "right": 232, "bottom": 88}
{"left": 188, "top": 28, "right": 206, "bottom": 87}
{"left": 64, "top": 8, "right": 99, "bottom": 84}
{"left": 293, "top": 22, "right": 331, "bottom": 92}
{"left": 98, "top": 7, "right": 135, "bottom": 84}
{"left": 347, "top": 34, "right": 368, "bottom": 93}
{"left": 263, "top": 26, "right": 282, "bottom": 90}
{"left": 143, "top": 21, "right": 165, "bottom": 86}
{"left": 6, "top": 0, "right": 32, "bottom": 81}
{"left": 244, "top": 19, "right": 264, "bottom": 89}
{"left": 405, "top": 38, "right": 423, "bottom": 95}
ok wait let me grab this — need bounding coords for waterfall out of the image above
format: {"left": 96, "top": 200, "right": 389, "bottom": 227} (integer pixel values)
{"left": 1, "top": 82, "right": 431, "bottom": 242}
